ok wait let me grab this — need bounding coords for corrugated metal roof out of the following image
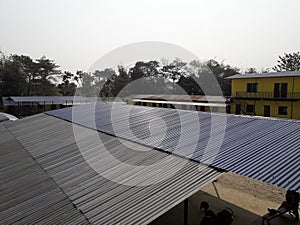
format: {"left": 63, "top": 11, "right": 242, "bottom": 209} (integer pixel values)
{"left": 9, "top": 96, "right": 89, "bottom": 102}
{"left": 132, "top": 99, "right": 226, "bottom": 107}
{"left": 128, "top": 94, "right": 226, "bottom": 102}
{"left": 227, "top": 71, "right": 300, "bottom": 79}
{"left": 0, "top": 113, "right": 18, "bottom": 122}
{"left": 4, "top": 114, "right": 222, "bottom": 225}
{"left": 2, "top": 96, "right": 125, "bottom": 106}
{"left": 46, "top": 102, "right": 300, "bottom": 191}
{"left": 2, "top": 96, "right": 90, "bottom": 106}
{"left": 0, "top": 114, "right": 9, "bottom": 122}
{"left": 0, "top": 123, "right": 90, "bottom": 225}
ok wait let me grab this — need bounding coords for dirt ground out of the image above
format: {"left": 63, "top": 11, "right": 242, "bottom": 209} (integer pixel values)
{"left": 150, "top": 172, "right": 299, "bottom": 225}
{"left": 202, "top": 172, "right": 286, "bottom": 216}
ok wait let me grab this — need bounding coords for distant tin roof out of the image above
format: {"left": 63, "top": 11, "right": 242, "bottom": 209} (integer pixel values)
{"left": 2, "top": 96, "right": 125, "bottom": 106}
{"left": 227, "top": 71, "right": 300, "bottom": 79}
{"left": 2, "top": 96, "right": 90, "bottom": 106}
{"left": 6, "top": 96, "right": 88, "bottom": 103}
{"left": 127, "top": 94, "right": 226, "bottom": 103}
{"left": 132, "top": 99, "right": 226, "bottom": 107}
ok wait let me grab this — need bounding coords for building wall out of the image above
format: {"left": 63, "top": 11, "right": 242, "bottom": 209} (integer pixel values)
{"left": 231, "top": 77, "right": 298, "bottom": 95}
{"left": 232, "top": 78, "right": 257, "bottom": 95}
{"left": 231, "top": 76, "right": 300, "bottom": 119}
{"left": 294, "top": 77, "right": 300, "bottom": 92}
{"left": 231, "top": 100, "right": 300, "bottom": 119}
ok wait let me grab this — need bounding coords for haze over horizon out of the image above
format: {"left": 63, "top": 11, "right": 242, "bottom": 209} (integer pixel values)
{"left": 1, "top": 0, "right": 300, "bottom": 73}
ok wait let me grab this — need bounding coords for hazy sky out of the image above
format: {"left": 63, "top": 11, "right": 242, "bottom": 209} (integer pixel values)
{"left": 1, "top": 0, "right": 300, "bottom": 72}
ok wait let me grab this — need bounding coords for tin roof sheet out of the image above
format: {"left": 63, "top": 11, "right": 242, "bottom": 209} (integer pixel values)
{"left": 47, "top": 102, "right": 300, "bottom": 191}
{"left": 4, "top": 114, "right": 222, "bottom": 225}
{"left": 227, "top": 71, "right": 300, "bottom": 79}
{"left": 0, "top": 123, "right": 90, "bottom": 225}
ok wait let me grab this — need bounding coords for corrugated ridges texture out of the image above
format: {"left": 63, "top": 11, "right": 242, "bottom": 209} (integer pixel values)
{"left": 0, "top": 123, "right": 90, "bottom": 225}
{"left": 5, "top": 114, "right": 221, "bottom": 225}
{"left": 46, "top": 102, "right": 300, "bottom": 191}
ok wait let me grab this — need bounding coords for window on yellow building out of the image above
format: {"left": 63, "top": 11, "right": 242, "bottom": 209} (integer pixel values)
{"left": 246, "top": 104, "right": 255, "bottom": 113}
{"left": 274, "top": 83, "right": 287, "bottom": 98}
{"left": 247, "top": 83, "right": 258, "bottom": 92}
{"left": 278, "top": 106, "right": 288, "bottom": 115}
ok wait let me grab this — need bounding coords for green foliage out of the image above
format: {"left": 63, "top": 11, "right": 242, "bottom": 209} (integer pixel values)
{"left": 76, "top": 71, "right": 97, "bottom": 97}
{"left": 0, "top": 53, "right": 61, "bottom": 96}
{"left": 245, "top": 67, "right": 258, "bottom": 74}
{"left": 273, "top": 52, "right": 300, "bottom": 71}
{"left": 36, "top": 56, "right": 60, "bottom": 81}
{"left": 94, "top": 68, "right": 115, "bottom": 82}
{"left": 1, "top": 59, "right": 27, "bottom": 96}
{"left": 94, "top": 68, "right": 116, "bottom": 97}
{"left": 57, "top": 71, "right": 77, "bottom": 96}
{"left": 206, "top": 59, "right": 240, "bottom": 96}
{"left": 93, "top": 58, "right": 240, "bottom": 97}
{"left": 161, "top": 61, "right": 186, "bottom": 83}
{"left": 177, "top": 76, "right": 203, "bottom": 95}
{"left": 111, "top": 66, "right": 129, "bottom": 96}
{"left": 3, "top": 50, "right": 300, "bottom": 100}
{"left": 129, "top": 61, "right": 160, "bottom": 80}
{"left": 0, "top": 51, "right": 245, "bottom": 99}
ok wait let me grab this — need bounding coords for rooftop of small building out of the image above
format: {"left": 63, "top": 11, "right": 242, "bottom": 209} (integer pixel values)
{"left": 227, "top": 71, "right": 300, "bottom": 79}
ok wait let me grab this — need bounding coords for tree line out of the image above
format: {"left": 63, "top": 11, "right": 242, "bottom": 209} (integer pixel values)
{"left": 1, "top": 51, "right": 300, "bottom": 100}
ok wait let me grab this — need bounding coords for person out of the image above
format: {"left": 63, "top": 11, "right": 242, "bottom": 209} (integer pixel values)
{"left": 279, "top": 190, "right": 299, "bottom": 221}
{"left": 199, "top": 201, "right": 233, "bottom": 225}
{"left": 268, "top": 190, "right": 299, "bottom": 221}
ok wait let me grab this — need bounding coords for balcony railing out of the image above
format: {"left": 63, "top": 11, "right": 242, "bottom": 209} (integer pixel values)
{"left": 235, "top": 92, "right": 300, "bottom": 99}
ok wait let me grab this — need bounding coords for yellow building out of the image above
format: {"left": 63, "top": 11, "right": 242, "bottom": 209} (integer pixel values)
{"left": 227, "top": 71, "right": 300, "bottom": 119}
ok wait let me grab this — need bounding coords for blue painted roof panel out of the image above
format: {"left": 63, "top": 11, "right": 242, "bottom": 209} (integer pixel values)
{"left": 46, "top": 102, "right": 300, "bottom": 191}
